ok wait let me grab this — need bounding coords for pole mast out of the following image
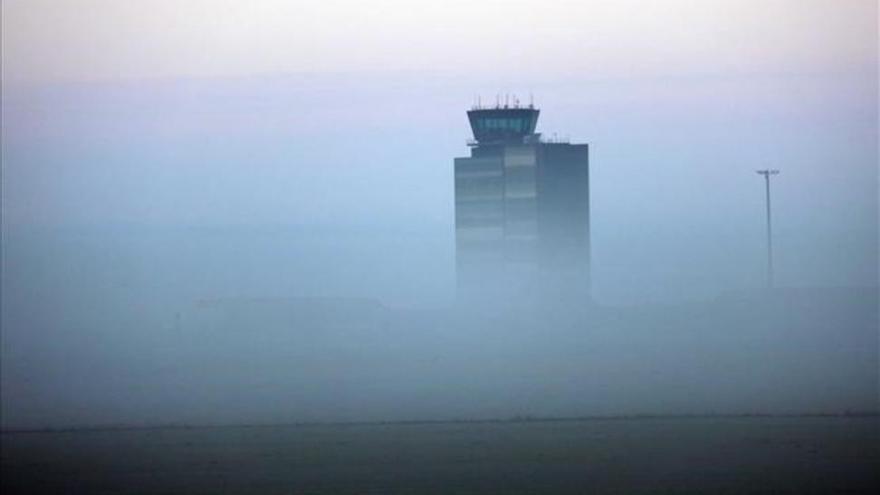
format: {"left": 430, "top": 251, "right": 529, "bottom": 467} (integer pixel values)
{"left": 756, "top": 169, "right": 780, "bottom": 288}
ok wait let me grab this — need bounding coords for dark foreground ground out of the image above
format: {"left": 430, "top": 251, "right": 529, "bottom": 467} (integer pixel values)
{"left": 2, "top": 416, "right": 878, "bottom": 494}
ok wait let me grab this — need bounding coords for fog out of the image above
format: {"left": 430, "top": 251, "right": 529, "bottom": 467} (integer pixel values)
{"left": 2, "top": 68, "right": 877, "bottom": 429}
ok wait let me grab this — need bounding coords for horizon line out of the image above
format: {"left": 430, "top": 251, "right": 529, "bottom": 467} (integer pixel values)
{"left": 4, "top": 410, "right": 878, "bottom": 435}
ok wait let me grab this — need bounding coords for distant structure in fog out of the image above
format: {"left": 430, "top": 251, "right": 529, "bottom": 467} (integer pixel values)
{"left": 756, "top": 169, "right": 780, "bottom": 288}
{"left": 454, "top": 99, "right": 590, "bottom": 301}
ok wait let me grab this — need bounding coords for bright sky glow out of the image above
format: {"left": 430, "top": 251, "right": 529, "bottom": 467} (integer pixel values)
{"left": 2, "top": 0, "right": 876, "bottom": 83}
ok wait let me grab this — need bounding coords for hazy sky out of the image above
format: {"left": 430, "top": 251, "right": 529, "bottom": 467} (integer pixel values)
{"left": 2, "top": 0, "right": 877, "bottom": 304}
{"left": 3, "top": 0, "right": 875, "bottom": 83}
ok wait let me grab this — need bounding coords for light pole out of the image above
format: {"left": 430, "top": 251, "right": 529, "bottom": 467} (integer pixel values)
{"left": 756, "top": 169, "right": 780, "bottom": 288}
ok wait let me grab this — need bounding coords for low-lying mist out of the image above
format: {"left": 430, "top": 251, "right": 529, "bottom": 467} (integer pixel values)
{"left": 1, "top": 226, "right": 876, "bottom": 429}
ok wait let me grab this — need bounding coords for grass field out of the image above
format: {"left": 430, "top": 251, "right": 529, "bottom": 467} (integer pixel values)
{"left": 3, "top": 415, "right": 877, "bottom": 494}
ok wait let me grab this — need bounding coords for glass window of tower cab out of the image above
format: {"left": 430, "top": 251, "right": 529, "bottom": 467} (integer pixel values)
{"left": 454, "top": 101, "right": 591, "bottom": 304}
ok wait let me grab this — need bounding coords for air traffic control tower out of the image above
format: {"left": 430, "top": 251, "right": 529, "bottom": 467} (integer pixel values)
{"left": 454, "top": 100, "right": 590, "bottom": 302}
